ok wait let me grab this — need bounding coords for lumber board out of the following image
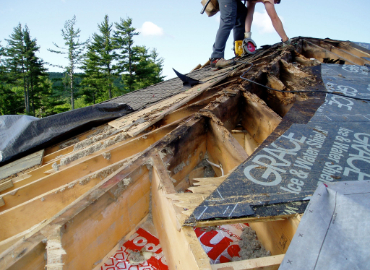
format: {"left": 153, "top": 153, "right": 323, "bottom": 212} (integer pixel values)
{"left": 204, "top": 90, "right": 241, "bottom": 130}
{"left": 318, "top": 40, "right": 370, "bottom": 66}
{"left": 43, "top": 126, "right": 122, "bottom": 164}
{"left": 302, "top": 40, "right": 357, "bottom": 65}
{"left": 249, "top": 215, "right": 301, "bottom": 256}
{"left": 43, "top": 124, "right": 112, "bottom": 156}
{"left": 61, "top": 167, "right": 150, "bottom": 269}
{"left": 159, "top": 119, "right": 207, "bottom": 187}
{"left": 0, "top": 150, "right": 44, "bottom": 181}
{"left": 342, "top": 42, "right": 370, "bottom": 58}
{"left": 155, "top": 93, "right": 219, "bottom": 128}
{"left": 0, "top": 233, "right": 46, "bottom": 270}
{"left": 241, "top": 91, "right": 282, "bottom": 144}
{"left": 0, "top": 117, "right": 206, "bottom": 269}
{"left": 0, "top": 122, "right": 177, "bottom": 211}
{"left": 0, "top": 180, "right": 13, "bottom": 193}
{"left": 206, "top": 117, "right": 248, "bottom": 176}
{"left": 151, "top": 154, "right": 211, "bottom": 270}
{"left": 108, "top": 67, "right": 234, "bottom": 137}
{"left": 211, "top": 254, "right": 284, "bottom": 270}
{"left": 0, "top": 156, "right": 134, "bottom": 242}
{"left": 0, "top": 220, "right": 47, "bottom": 254}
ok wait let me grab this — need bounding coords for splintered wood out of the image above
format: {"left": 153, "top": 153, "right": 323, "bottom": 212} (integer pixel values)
{"left": 166, "top": 176, "right": 227, "bottom": 225}
{"left": 109, "top": 68, "right": 235, "bottom": 137}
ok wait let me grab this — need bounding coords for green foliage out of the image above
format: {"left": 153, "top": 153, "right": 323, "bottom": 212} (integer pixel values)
{"left": 81, "top": 15, "right": 119, "bottom": 103}
{"left": 2, "top": 24, "right": 50, "bottom": 116}
{"left": 114, "top": 18, "right": 164, "bottom": 92}
{"left": 1, "top": 16, "right": 165, "bottom": 117}
{"left": 49, "top": 15, "right": 87, "bottom": 110}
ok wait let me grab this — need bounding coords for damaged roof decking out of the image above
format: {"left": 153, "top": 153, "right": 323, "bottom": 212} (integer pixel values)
{"left": 190, "top": 42, "right": 370, "bottom": 224}
{"left": 106, "top": 66, "right": 218, "bottom": 110}
{"left": 1, "top": 38, "right": 370, "bottom": 270}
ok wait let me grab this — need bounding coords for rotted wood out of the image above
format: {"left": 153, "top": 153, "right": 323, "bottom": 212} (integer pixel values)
{"left": 0, "top": 116, "right": 207, "bottom": 269}
{"left": 0, "top": 121, "right": 179, "bottom": 211}
{"left": 151, "top": 153, "right": 211, "bottom": 270}
{"left": 241, "top": 91, "right": 282, "bottom": 145}
{"left": 205, "top": 113, "right": 248, "bottom": 175}
{"left": 302, "top": 39, "right": 357, "bottom": 65}
{"left": 108, "top": 66, "right": 235, "bottom": 137}
{"left": 316, "top": 40, "right": 370, "bottom": 66}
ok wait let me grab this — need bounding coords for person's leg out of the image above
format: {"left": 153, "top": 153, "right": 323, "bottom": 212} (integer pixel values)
{"left": 244, "top": 1, "right": 256, "bottom": 33}
{"left": 233, "top": 0, "right": 248, "bottom": 42}
{"left": 211, "top": 0, "right": 237, "bottom": 59}
{"left": 264, "top": 2, "right": 288, "bottom": 42}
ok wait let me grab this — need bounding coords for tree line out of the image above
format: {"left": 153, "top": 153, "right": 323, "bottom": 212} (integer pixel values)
{"left": 0, "top": 15, "right": 164, "bottom": 117}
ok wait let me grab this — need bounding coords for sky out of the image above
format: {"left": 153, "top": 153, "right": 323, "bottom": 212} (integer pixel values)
{"left": 1, "top": 0, "right": 370, "bottom": 80}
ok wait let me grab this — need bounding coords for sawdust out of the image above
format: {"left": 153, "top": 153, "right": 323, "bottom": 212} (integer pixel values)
{"left": 59, "top": 138, "right": 79, "bottom": 150}
{"left": 61, "top": 132, "right": 121, "bottom": 166}
{"left": 127, "top": 249, "right": 153, "bottom": 265}
{"left": 113, "top": 178, "right": 132, "bottom": 198}
{"left": 232, "top": 226, "right": 270, "bottom": 261}
{"left": 52, "top": 162, "right": 60, "bottom": 172}
{"left": 102, "top": 152, "right": 111, "bottom": 160}
{"left": 173, "top": 162, "right": 186, "bottom": 175}
{"left": 86, "top": 125, "right": 114, "bottom": 139}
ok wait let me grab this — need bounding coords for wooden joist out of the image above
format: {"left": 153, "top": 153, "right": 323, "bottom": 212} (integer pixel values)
{"left": 211, "top": 254, "right": 284, "bottom": 270}
{"left": 0, "top": 121, "right": 178, "bottom": 211}
{"left": 303, "top": 39, "right": 357, "bottom": 65}
{"left": 241, "top": 91, "right": 282, "bottom": 144}
{"left": 108, "top": 67, "right": 235, "bottom": 137}
{"left": 151, "top": 153, "right": 211, "bottom": 270}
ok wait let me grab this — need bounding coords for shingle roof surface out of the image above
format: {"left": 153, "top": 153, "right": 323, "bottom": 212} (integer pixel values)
{"left": 106, "top": 66, "right": 215, "bottom": 110}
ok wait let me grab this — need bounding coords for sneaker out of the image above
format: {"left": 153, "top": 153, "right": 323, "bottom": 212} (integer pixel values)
{"left": 282, "top": 38, "right": 292, "bottom": 47}
{"left": 210, "top": 58, "right": 236, "bottom": 69}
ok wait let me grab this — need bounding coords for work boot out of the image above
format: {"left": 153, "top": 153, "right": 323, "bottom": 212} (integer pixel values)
{"left": 282, "top": 38, "right": 292, "bottom": 47}
{"left": 210, "top": 58, "right": 236, "bottom": 69}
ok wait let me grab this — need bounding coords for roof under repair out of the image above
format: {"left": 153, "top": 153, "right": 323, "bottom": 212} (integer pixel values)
{"left": 1, "top": 37, "right": 370, "bottom": 270}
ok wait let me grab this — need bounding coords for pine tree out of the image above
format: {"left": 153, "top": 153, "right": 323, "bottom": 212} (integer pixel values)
{"left": 49, "top": 15, "right": 87, "bottom": 110}
{"left": 3, "top": 24, "right": 49, "bottom": 115}
{"left": 23, "top": 26, "right": 49, "bottom": 115}
{"left": 81, "top": 15, "right": 119, "bottom": 102}
{"left": 133, "top": 47, "right": 165, "bottom": 89}
{"left": 114, "top": 17, "right": 139, "bottom": 92}
{"left": 5, "top": 23, "right": 28, "bottom": 113}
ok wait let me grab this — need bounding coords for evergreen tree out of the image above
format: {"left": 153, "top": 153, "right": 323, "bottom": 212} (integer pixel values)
{"left": 114, "top": 17, "right": 139, "bottom": 92}
{"left": 4, "top": 23, "right": 28, "bottom": 113}
{"left": 49, "top": 15, "right": 87, "bottom": 110}
{"left": 81, "top": 15, "right": 119, "bottom": 102}
{"left": 23, "top": 26, "right": 49, "bottom": 115}
{"left": 133, "top": 47, "right": 165, "bottom": 89}
{"left": 3, "top": 24, "right": 48, "bottom": 115}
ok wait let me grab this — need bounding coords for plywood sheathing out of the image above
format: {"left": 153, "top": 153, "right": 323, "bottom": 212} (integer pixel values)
{"left": 108, "top": 66, "right": 236, "bottom": 137}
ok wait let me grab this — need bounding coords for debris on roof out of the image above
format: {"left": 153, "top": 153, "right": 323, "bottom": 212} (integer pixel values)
{"left": 1, "top": 37, "right": 370, "bottom": 270}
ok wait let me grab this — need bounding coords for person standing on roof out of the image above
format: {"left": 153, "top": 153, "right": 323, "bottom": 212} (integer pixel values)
{"left": 210, "top": 0, "right": 248, "bottom": 69}
{"left": 244, "top": 0, "right": 290, "bottom": 47}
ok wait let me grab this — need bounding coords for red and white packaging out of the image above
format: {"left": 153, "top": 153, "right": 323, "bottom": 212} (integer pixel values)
{"left": 101, "top": 228, "right": 168, "bottom": 270}
{"left": 194, "top": 223, "right": 248, "bottom": 264}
